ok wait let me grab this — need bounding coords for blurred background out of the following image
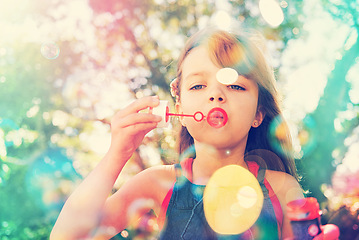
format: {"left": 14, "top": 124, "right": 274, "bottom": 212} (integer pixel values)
{"left": 0, "top": 0, "right": 358, "bottom": 239}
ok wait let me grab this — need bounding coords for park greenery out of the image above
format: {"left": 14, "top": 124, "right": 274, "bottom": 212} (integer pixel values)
{"left": 0, "top": 0, "right": 358, "bottom": 239}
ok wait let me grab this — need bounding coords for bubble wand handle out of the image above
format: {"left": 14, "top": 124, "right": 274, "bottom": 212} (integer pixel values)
{"left": 151, "top": 100, "right": 227, "bottom": 128}
{"left": 167, "top": 113, "right": 195, "bottom": 118}
{"left": 167, "top": 112, "right": 205, "bottom": 122}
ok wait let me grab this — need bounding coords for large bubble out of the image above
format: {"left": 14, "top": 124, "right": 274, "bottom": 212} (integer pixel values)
{"left": 268, "top": 115, "right": 318, "bottom": 159}
{"left": 294, "top": 115, "right": 318, "bottom": 158}
{"left": 207, "top": 108, "right": 228, "bottom": 128}
{"left": 125, "top": 199, "right": 159, "bottom": 238}
{"left": 178, "top": 144, "right": 197, "bottom": 163}
{"left": 203, "top": 165, "right": 264, "bottom": 235}
{"left": 244, "top": 149, "right": 286, "bottom": 198}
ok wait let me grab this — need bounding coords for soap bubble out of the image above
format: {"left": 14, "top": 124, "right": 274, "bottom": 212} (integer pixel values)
{"left": 294, "top": 116, "right": 318, "bottom": 158}
{"left": 123, "top": 199, "right": 159, "bottom": 238}
{"left": 171, "top": 144, "right": 212, "bottom": 201}
{"left": 178, "top": 144, "right": 197, "bottom": 163}
{"left": 268, "top": 115, "right": 318, "bottom": 159}
{"left": 244, "top": 149, "right": 286, "bottom": 197}
{"left": 41, "top": 41, "right": 60, "bottom": 60}
{"left": 207, "top": 108, "right": 228, "bottom": 128}
{"left": 268, "top": 115, "right": 294, "bottom": 157}
{"left": 203, "top": 165, "right": 263, "bottom": 235}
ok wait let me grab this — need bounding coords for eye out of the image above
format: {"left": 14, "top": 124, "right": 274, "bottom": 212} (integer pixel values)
{"left": 190, "top": 85, "right": 206, "bottom": 90}
{"left": 228, "top": 85, "right": 246, "bottom": 91}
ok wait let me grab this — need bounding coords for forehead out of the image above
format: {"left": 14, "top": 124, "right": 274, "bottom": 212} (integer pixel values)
{"left": 181, "top": 46, "right": 258, "bottom": 87}
{"left": 182, "top": 46, "right": 219, "bottom": 79}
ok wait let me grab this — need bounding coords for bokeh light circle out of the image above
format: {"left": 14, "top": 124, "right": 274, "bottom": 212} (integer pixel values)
{"left": 203, "top": 165, "right": 264, "bottom": 235}
{"left": 41, "top": 41, "right": 60, "bottom": 59}
{"left": 259, "top": 0, "right": 284, "bottom": 27}
{"left": 0, "top": 118, "right": 21, "bottom": 148}
{"left": 236, "top": 186, "right": 258, "bottom": 208}
{"left": 216, "top": 68, "right": 239, "bottom": 85}
{"left": 0, "top": 163, "right": 11, "bottom": 185}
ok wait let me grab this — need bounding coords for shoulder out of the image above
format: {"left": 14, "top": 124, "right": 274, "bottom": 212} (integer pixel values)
{"left": 100, "top": 164, "right": 176, "bottom": 230}
{"left": 128, "top": 164, "right": 177, "bottom": 195}
{"left": 136, "top": 164, "right": 176, "bottom": 181}
{"left": 127, "top": 164, "right": 177, "bottom": 204}
{"left": 106, "top": 164, "right": 177, "bottom": 217}
{"left": 265, "top": 170, "right": 304, "bottom": 202}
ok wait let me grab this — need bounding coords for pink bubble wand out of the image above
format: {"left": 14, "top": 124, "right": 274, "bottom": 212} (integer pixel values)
{"left": 152, "top": 101, "right": 228, "bottom": 128}
{"left": 166, "top": 111, "right": 205, "bottom": 122}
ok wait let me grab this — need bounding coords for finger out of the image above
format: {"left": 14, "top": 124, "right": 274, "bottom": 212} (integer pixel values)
{"left": 115, "top": 113, "right": 162, "bottom": 128}
{"left": 119, "top": 96, "right": 160, "bottom": 117}
{"left": 126, "top": 122, "right": 159, "bottom": 136}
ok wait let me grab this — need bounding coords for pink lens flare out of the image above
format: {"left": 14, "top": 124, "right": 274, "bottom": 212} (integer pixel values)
{"left": 166, "top": 108, "right": 228, "bottom": 128}
{"left": 207, "top": 108, "right": 228, "bottom": 128}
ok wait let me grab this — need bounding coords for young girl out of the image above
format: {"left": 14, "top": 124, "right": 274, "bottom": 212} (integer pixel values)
{"left": 51, "top": 28, "right": 304, "bottom": 240}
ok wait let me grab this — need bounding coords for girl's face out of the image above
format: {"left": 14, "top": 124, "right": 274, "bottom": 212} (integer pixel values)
{"left": 176, "top": 46, "right": 264, "bottom": 150}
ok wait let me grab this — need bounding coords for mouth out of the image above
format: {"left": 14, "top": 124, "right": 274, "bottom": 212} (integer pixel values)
{"left": 207, "top": 108, "right": 228, "bottom": 128}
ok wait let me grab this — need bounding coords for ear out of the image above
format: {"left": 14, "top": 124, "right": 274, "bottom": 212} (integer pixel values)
{"left": 175, "top": 101, "right": 186, "bottom": 127}
{"left": 252, "top": 107, "right": 265, "bottom": 128}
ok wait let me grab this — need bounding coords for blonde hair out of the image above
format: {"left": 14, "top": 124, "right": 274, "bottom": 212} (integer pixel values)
{"left": 175, "top": 28, "right": 298, "bottom": 180}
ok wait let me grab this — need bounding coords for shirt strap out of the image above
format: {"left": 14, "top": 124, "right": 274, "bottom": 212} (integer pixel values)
{"left": 257, "top": 167, "right": 269, "bottom": 196}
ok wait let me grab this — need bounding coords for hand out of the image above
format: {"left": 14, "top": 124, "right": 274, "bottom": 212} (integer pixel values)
{"left": 313, "top": 224, "right": 340, "bottom": 240}
{"left": 108, "top": 96, "right": 162, "bottom": 164}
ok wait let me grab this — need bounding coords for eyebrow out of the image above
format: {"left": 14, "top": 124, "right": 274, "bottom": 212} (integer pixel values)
{"left": 183, "top": 71, "right": 206, "bottom": 81}
{"left": 237, "top": 75, "right": 251, "bottom": 82}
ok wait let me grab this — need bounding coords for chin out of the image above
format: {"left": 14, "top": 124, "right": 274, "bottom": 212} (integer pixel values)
{"left": 193, "top": 132, "right": 247, "bottom": 150}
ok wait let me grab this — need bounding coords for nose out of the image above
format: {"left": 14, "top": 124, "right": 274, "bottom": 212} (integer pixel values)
{"left": 209, "top": 96, "right": 224, "bottom": 102}
{"left": 209, "top": 86, "right": 226, "bottom": 103}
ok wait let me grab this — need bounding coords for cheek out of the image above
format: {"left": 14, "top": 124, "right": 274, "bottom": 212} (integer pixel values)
{"left": 230, "top": 97, "right": 258, "bottom": 123}
{"left": 179, "top": 93, "right": 202, "bottom": 112}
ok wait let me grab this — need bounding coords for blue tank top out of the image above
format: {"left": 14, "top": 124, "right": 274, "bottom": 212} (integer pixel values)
{"left": 159, "top": 160, "right": 281, "bottom": 240}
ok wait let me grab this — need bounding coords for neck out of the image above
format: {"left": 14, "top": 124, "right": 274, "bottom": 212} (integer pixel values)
{"left": 191, "top": 141, "right": 248, "bottom": 184}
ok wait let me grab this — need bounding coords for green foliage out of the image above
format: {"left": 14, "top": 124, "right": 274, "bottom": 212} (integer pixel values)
{"left": 0, "top": 0, "right": 358, "bottom": 239}
{"left": 0, "top": 164, "right": 52, "bottom": 240}
{"left": 296, "top": 0, "right": 359, "bottom": 203}
{"left": 320, "top": 0, "right": 359, "bottom": 26}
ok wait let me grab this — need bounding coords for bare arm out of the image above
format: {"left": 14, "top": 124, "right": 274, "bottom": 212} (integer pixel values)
{"left": 50, "top": 96, "right": 162, "bottom": 240}
{"left": 99, "top": 164, "right": 175, "bottom": 234}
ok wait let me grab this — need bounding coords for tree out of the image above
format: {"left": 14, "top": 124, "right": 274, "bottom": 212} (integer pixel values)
{"left": 298, "top": 0, "right": 359, "bottom": 203}
{"left": 2, "top": 0, "right": 356, "bottom": 238}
